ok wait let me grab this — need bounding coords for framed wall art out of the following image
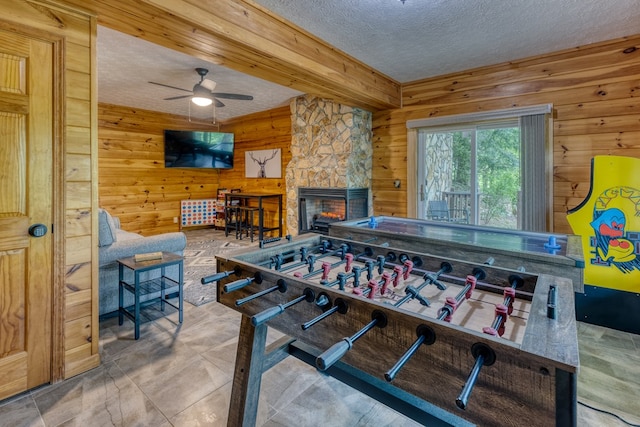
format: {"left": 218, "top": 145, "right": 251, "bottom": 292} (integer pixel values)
{"left": 245, "top": 149, "right": 281, "bottom": 178}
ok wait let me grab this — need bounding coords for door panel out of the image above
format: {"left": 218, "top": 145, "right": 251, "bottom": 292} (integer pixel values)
{"left": 0, "top": 28, "right": 53, "bottom": 399}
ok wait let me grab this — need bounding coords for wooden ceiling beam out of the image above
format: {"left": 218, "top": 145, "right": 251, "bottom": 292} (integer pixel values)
{"left": 62, "top": 0, "right": 401, "bottom": 111}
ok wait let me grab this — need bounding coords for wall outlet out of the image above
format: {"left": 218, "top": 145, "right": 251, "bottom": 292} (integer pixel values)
{"left": 173, "top": 217, "right": 178, "bottom": 224}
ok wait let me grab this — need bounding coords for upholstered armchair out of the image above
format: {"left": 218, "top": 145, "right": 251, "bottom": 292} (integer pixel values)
{"left": 98, "top": 208, "right": 187, "bottom": 317}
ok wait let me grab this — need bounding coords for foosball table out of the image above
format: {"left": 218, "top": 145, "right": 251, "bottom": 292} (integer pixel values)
{"left": 207, "top": 233, "right": 579, "bottom": 426}
{"left": 329, "top": 216, "right": 584, "bottom": 292}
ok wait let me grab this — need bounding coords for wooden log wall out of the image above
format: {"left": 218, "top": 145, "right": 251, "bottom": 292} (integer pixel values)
{"left": 98, "top": 104, "right": 291, "bottom": 236}
{"left": 372, "top": 35, "right": 640, "bottom": 235}
{"left": 0, "top": 0, "right": 99, "bottom": 382}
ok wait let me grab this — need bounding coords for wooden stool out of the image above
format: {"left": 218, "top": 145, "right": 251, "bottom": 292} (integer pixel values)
{"left": 237, "top": 206, "right": 260, "bottom": 242}
{"left": 225, "top": 205, "right": 240, "bottom": 238}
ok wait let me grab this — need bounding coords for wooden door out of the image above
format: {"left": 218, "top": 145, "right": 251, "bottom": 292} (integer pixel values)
{"left": 0, "top": 27, "right": 53, "bottom": 399}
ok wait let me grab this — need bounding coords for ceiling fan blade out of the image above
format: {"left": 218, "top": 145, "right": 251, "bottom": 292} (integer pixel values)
{"left": 212, "top": 92, "right": 254, "bottom": 100}
{"left": 164, "top": 94, "right": 192, "bottom": 101}
{"left": 215, "top": 98, "right": 225, "bottom": 108}
{"left": 149, "top": 81, "right": 192, "bottom": 93}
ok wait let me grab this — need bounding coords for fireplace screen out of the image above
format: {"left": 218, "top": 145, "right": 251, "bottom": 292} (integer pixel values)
{"left": 298, "top": 187, "right": 369, "bottom": 234}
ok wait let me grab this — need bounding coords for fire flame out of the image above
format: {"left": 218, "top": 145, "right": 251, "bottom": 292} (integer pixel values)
{"left": 319, "top": 211, "right": 343, "bottom": 220}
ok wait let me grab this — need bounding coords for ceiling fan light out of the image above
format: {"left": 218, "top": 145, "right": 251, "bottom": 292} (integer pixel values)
{"left": 191, "top": 83, "right": 213, "bottom": 106}
{"left": 192, "top": 96, "right": 213, "bottom": 107}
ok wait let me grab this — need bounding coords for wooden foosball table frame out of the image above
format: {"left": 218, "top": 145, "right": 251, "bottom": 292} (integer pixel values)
{"left": 213, "top": 234, "right": 579, "bottom": 426}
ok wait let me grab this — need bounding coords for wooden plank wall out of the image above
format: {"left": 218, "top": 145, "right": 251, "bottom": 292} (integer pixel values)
{"left": 0, "top": 0, "right": 99, "bottom": 380}
{"left": 219, "top": 106, "right": 291, "bottom": 234}
{"left": 98, "top": 103, "right": 291, "bottom": 236}
{"left": 61, "top": 8, "right": 99, "bottom": 380}
{"left": 372, "top": 35, "right": 640, "bottom": 234}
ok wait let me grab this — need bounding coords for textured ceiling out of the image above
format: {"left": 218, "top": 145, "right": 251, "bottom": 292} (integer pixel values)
{"left": 97, "top": 26, "right": 303, "bottom": 122}
{"left": 252, "top": 0, "right": 640, "bottom": 82}
{"left": 97, "top": 0, "right": 640, "bottom": 121}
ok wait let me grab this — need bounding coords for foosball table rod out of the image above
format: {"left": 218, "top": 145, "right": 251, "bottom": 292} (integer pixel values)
{"left": 352, "top": 256, "right": 415, "bottom": 298}
{"left": 316, "top": 310, "right": 388, "bottom": 371}
{"left": 258, "top": 234, "right": 292, "bottom": 248}
{"left": 359, "top": 251, "right": 458, "bottom": 291}
{"left": 437, "top": 267, "right": 486, "bottom": 322}
{"left": 301, "top": 297, "right": 348, "bottom": 330}
{"left": 357, "top": 251, "right": 401, "bottom": 275}
{"left": 455, "top": 342, "right": 497, "bottom": 410}
{"left": 385, "top": 324, "right": 436, "bottom": 382}
{"left": 394, "top": 262, "right": 453, "bottom": 308}
{"left": 256, "top": 250, "right": 296, "bottom": 270}
{"left": 295, "top": 255, "right": 351, "bottom": 281}
{"left": 321, "top": 261, "right": 373, "bottom": 290}
{"left": 277, "top": 240, "right": 332, "bottom": 273}
{"left": 482, "top": 274, "right": 524, "bottom": 337}
{"left": 228, "top": 315, "right": 474, "bottom": 427}
{"left": 287, "top": 245, "right": 348, "bottom": 277}
{"left": 251, "top": 287, "right": 315, "bottom": 326}
{"left": 235, "top": 278, "right": 287, "bottom": 306}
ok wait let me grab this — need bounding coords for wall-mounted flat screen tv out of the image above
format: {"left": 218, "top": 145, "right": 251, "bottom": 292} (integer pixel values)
{"left": 164, "top": 130, "right": 234, "bottom": 169}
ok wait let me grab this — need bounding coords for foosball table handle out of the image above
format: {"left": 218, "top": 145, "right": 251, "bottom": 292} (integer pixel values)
{"left": 223, "top": 272, "right": 263, "bottom": 293}
{"left": 201, "top": 266, "right": 241, "bottom": 285}
{"left": 251, "top": 304, "right": 285, "bottom": 326}
{"left": 316, "top": 310, "right": 387, "bottom": 371}
{"left": 259, "top": 235, "right": 292, "bottom": 248}
{"left": 547, "top": 284, "right": 558, "bottom": 319}
{"left": 316, "top": 338, "right": 352, "bottom": 371}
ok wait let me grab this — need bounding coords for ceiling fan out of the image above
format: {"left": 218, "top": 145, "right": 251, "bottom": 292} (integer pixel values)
{"left": 149, "top": 67, "right": 254, "bottom": 107}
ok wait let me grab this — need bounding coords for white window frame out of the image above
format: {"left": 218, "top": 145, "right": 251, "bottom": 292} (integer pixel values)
{"left": 406, "top": 104, "right": 554, "bottom": 231}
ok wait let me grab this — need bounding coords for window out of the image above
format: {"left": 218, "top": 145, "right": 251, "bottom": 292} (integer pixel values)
{"left": 407, "top": 106, "right": 551, "bottom": 232}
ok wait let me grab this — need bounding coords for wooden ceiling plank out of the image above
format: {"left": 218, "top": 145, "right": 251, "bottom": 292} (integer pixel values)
{"left": 61, "top": 0, "right": 400, "bottom": 111}
{"left": 97, "top": 1, "right": 397, "bottom": 109}
{"left": 148, "top": 0, "right": 400, "bottom": 101}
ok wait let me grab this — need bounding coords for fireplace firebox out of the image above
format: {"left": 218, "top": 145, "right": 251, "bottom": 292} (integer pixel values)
{"left": 298, "top": 187, "right": 369, "bottom": 234}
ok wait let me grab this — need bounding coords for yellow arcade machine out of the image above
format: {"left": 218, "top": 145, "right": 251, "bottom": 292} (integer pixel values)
{"left": 567, "top": 155, "right": 640, "bottom": 334}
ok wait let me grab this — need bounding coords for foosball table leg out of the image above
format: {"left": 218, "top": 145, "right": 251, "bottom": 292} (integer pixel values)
{"left": 555, "top": 368, "right": 578, "bottom": 426}
{"left": 227, "top": 315, "right": 267, "bottom": 426}
{"left": 227, "top": 315, "right": 293, "bottom": 426}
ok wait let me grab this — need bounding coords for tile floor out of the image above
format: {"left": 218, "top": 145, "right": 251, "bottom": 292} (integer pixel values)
{"left": 1, "top": 238, "right": 639, "bottom": 426}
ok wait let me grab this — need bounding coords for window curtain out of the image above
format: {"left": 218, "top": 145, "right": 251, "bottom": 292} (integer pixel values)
{"left": 520, "top": 114, "right": 548, "bottom": 232}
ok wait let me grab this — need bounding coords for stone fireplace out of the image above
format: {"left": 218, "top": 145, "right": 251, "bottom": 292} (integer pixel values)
{"left": 286, "top": 95, "right": 373, "bottom": 235}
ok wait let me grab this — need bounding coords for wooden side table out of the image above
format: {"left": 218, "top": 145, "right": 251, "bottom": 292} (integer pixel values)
{"left": 118, "top": 252, "right": 184, "bottom": 339}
